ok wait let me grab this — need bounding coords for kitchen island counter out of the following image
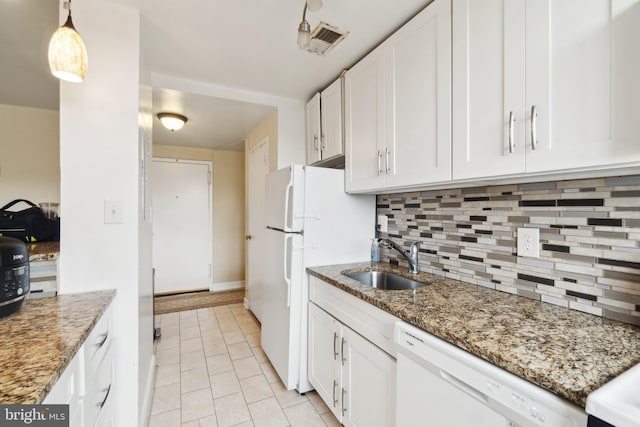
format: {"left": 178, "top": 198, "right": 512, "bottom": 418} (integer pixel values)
{"left": 0, "top": 290, "right": 115, "bottom": 404}
{"left": 307, "top": 262, "right": 640, "bottom": 408}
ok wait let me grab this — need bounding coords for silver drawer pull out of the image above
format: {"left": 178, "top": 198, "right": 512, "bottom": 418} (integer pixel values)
{"left": 333, "top": 332, "right": 338, "bottom": 360}
{"left": 341, "top": 337, "right": 346, "bottom": 366}
{"left": 341, "top": 387, "right": 347, "bottom": 416}
{"left": 333, "top": 380, "right": 338, "bottom": 407}
{"left": 377, "top": 150, "right": 383, "bottom": 175}
{"left": 95, "top": 332, "right": 109, "bottom": 348}
{"left": 508, "top": 111, "right": 516, "bottom": 154}
{"left": 97, "top": 384, "right": 112, "bottom": 408}
{"left": 385, "top": 147, "right": 391, "bottom": 174}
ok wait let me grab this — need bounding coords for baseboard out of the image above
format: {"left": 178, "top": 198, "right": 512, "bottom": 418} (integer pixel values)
{"left": 210, "top": 280, "right": 245, "bottom": 292}
{"left": 139, "top": 354, "right": 157, "bottom": 427}
{"left": 243, "top": 297, "right": 250, "bottom": 310}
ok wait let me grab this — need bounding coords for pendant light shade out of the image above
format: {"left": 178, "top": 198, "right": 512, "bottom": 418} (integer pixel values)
{"left": 48, "top": 1, "right": 88, "bottom": 83}
{"left": 158, "top": 113, "right": 188, "bottom": 132}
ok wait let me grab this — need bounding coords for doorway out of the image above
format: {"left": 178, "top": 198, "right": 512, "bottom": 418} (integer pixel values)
{"left": 152, "top": 159, "right": 213, "bottom": 294}
{"left": 246, "top": 138, "right": 269, "bottom": 321}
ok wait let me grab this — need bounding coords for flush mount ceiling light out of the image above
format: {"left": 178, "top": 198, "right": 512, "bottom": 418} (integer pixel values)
{"left": 157, "top": 113, "right": 188, "bottom": 132}
{"left": 297, "top": 0, "right": 323, "bottom": 49}
{"left": 48, "top": 0, "right": 88, "bottom": 83}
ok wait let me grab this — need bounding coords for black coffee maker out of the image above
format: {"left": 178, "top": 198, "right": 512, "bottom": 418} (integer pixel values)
{"left": 0, "top": 237, "right": 29, "bottom": 317}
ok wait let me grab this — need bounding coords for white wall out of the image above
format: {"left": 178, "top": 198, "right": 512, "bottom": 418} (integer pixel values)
{"left": 150, "top": 73, "right": 306, "bottom": 168}
{"left": 57, "top": 0, "right": 151, "bottom": 425}
{"left": 0, "top": 104, "right": 60, "bottom": 206}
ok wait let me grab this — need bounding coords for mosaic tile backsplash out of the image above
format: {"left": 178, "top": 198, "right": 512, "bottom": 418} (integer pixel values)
{"left": 376, "top": 175, "right": 640, "bottom": 326}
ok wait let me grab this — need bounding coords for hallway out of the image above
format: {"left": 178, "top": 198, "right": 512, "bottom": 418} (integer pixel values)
{"left": 150, "top": 303, "right": 340, "bottom": 426}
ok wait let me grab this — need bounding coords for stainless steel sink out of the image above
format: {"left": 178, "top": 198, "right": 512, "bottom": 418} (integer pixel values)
{"left": 344, "top": 271, "right": 428, "bottom": 290}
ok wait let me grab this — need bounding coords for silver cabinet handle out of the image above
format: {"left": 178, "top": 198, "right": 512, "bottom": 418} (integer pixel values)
{"left": 95, "top": 331, "right": 109, "bottom": 348}
{"left": 333, "top": 332, "right": 338, "bottom": 360}
{"left": 341, "top": 337, "right": 346, "bottom": 366}
{"left": 530, "top": 105, "right": 538, "bottom": 150}
{"left": 97, "top": 384, "right": 112, "bottom": 408}
{"left": 321, "top": 134, "right": 327, "bottom": 151}
{"left": 385, "top": 147, "right": 391, "bottom": 174}
{"left": 508, "top": 111, "right": 516, "bottom": 154}
{"left": 377, "top": 150, "right": 383, "bottom": 175}
{"left": 341, "top": 387, "right": 347, "bottom": 416}
{"left": 333, "top": 380, "right": 338, "bottom": 407}
{"left": 313, "top": 135, "right": 318, "bottom": 151}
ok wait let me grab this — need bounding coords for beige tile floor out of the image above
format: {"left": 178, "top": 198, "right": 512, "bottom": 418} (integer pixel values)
{"left": 150, "top": 303, "right": 342, "bottom": 427}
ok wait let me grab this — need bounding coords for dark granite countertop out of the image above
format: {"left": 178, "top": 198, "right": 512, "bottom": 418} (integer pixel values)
{"left": 307, "top": 262, "right": 640, "bottom": 408}
{"left": 0, "top": 290, "right": 115, "bottom": 404}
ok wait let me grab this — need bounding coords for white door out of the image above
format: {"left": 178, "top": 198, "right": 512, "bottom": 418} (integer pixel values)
{"left": 525, "top": 0, "right": 640, "bottom": 172}
{"left": 261, "top": 228, "right": 304, "bottom": 390}
{"left": 452, "top": 0, "right": 527, "bottom": 180}
{"left": 246, "top": 140, "right": 269, "bottom": 321}
{"left": 152, "top": 159, "right": 212, "bottom": 294}
{"left": 385, "top": 0, "right": 452, "bottom": 188}
{"left": 344, "top": 45, "right": 387, "bottom": 193}
{"left": 320, "top": 78, "right": 344, "bottom": 160}
{"left": 308, "top": 303, "right": 341, "bottom": 421}
{"left": 306, "top": 93, "right": 322, "bottom": 164}
{"left": 342, "top": 326, "right": 396, "bottom": 427}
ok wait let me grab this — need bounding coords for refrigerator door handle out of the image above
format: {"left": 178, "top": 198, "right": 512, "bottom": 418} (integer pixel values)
{"left": 283, "top": 171, "right": 294, "bottom": 231}
{"left": 284, "top": 234, "right": 293, "bottom": 308}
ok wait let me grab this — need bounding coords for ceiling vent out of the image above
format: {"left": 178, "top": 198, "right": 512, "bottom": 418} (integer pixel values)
{"left": 304, "top": 22, "right": 348, "bottom": 56}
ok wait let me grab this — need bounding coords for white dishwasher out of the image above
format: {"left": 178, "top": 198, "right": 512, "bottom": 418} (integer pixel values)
{"left": 395, "top": 321, "right": 587, "bottom": 427}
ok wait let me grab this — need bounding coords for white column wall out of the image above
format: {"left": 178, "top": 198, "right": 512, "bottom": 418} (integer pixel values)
{"left": 58, "top": 0, "right": 146, "bottom": 425}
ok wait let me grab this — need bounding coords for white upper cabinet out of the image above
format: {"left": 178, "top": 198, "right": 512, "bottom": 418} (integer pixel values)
{"left": 320, "top": 78, "right": 344, "bottom": 160}
{"left": 345, "top": 0, "right": 451, "bottom": 193}
{"left": 344, "top": 47, "right": 387, "bottom": 192}
{"left": 384, "top": 0, "right": 452, "bottom": 189}
{"left": 305, "top": 78, "right": 345, "bottom": 166}
{"left": 453, "top": 0, "right": 640, "bottom": 180}
{"left": 305, "top": 92, "right": 322, "bottom": 165}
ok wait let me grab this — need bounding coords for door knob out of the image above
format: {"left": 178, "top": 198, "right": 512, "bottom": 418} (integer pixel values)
{"left": 245, "top": 235, "right": 253, "bottom": 240}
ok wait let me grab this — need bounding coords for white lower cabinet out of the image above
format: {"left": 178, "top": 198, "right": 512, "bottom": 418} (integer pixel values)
{"left": 45, "top": 304, "right": 115, "bottom": 427}
{"left": 308, "top": 302, "right": 395, "bottom": 427}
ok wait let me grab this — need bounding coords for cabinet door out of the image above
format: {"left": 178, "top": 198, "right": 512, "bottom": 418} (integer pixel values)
{"left": 341, "top": 327, "right": 396, "bottom": 427}
{"left": 308, "top": 303, "right": 342, "bottom": 420}
{"left": 452, "top": 0, "right": 526, "bottom": 179}
{"left": 525, "top": 0, "right": 640, "bottom": 172}
{"left": 306, "top": 93, "right": 322, "bottom": 165}
{"left": 385, "top": 0, "right": 452, "bottom": 188}
{"left": 344, "top": 46, "right": 386, "bottom": 193}
{"left": 320, "top": 78, "right": 344, "bottom": 160}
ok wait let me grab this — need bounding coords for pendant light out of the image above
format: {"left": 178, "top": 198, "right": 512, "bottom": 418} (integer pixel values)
{"left": 297, "top": 0, "right": 323, "bottom": 49}
{"left": 157, "top": 113, "right": 188, "bottom": 132}
{"left": 48, "top": 0, "right": 88, "bottom": 83}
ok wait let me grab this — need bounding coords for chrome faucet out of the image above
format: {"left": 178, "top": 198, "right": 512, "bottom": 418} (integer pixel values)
{"left": 380, "top": 239, "right": 420, "bottom": 274}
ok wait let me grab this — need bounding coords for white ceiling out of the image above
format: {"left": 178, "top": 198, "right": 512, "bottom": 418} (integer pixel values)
{"left": 2, "top": 0, "right": 433, "bottom": 150}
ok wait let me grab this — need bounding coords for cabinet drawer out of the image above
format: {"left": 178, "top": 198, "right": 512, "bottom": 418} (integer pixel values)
{"left": 84, "top": 305, "right": 112, "bottom": 378}
{"left": 309, "top": 276, "right": 398, "bottom": 356}
{"left": 84, "top": 341, "right": 115, "bottom": 427}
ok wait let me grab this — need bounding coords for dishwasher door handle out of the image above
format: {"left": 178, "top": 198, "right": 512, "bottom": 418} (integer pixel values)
{"left": 440, "top": 370, "right": 489, "bottom": 405}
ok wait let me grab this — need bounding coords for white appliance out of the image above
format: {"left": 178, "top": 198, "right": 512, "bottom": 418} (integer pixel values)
{"left": 586, "top": 362, "right": 640, "bottom": 427}
{"left": 261, "top": 164, "right": 375, "bottom": 393}
{"left": 395, "top": 321, "right": 587, "bottom": 427}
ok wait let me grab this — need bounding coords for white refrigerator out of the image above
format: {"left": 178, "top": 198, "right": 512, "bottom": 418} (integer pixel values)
{"left": 261, "top": 164, "right": 375, "bottom": 393}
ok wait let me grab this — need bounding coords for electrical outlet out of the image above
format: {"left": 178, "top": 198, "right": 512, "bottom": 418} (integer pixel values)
{"left": 517, "top": 228, "right": 540, "bottom": 257}
{"left": 377, "top": 215, "right": 388, "bottom": 233}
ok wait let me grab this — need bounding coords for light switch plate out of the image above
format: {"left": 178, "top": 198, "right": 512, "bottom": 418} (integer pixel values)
{"left": 377, "top": 215, "right": 388, "bottom": 233}
{"left": 104, "top": 200, "right": 123, "bottom": 224}
{"left": 517, "top": 227, "right": 540, "bottom": 257}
